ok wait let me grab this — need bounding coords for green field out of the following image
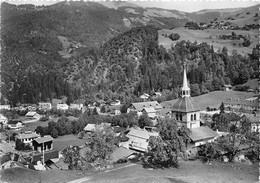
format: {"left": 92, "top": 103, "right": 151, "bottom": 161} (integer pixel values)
{"left": 161, "top": 90, "right": 256, "bottom": 110}
{"left": 158, "top": 27, "right": 258, "bottom": 55}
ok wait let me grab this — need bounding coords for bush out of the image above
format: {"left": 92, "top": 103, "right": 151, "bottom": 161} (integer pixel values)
{"left": 39, "top": 116, "right": 49, "bottom": 122}
{"left": 169, "top": 33, "right": 180, "bottom": 41}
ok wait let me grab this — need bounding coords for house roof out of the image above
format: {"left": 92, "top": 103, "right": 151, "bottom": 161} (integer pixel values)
{"left": 126, "top": 127, "right": 159, "bottom": 140}
{"left": 142, "top": 107, "right": 156, "bottom": 113}
{"left": 83, "top": 124, "right": 95, "bottom": 132}
{"left": 189, "top": 126, "right": 218, "bottom": 142}
{"left": 67, "top": 116, "right": 79, "bottom": 122}
{"left": 25, "top": 111, "right": 38, "bottom": 116}
{"left": 31, "top": 150, "right": 59, "bottom": 163}
{"left": 8, "top": 120, "right": 22, "bottom": 124}
{"left": 17, "top": 132, "right": 40, "bottom": 139}
{"left": 223, "top": 84, "right": 232, "bottom": 88}
{"left": 110, "top": 147, "right": 134, "bottom": 162}
{"left": 242, "top": 114, "right": 260, "bottom": 123}
{"left": 131, "top": 101, "right": 162, "bottom": 112}
{"left": 34, "top": 135, "right": 53, "bottom": 144}
{"left": 172, "top": 96, "right": 201, "bottom": 113}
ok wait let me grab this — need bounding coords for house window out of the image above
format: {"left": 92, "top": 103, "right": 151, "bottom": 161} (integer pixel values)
{"left": 194, "top": 114, "right": 196, "bottom": 120}
{"left": 191, "top": 114, "right": 193, "bottom": 121}
{"left": 183, "top": 91, "right": 185, "bottom": 96}
{"left": 176, "top": 114, "right": 178, "bottom": 120}
{"left": 180, "top": 114, "right": 182, "bottom": 121}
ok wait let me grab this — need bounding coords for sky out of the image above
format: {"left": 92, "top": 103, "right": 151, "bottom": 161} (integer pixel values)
{"left": 3, "top": 0, "right": 259, "bottom": 12}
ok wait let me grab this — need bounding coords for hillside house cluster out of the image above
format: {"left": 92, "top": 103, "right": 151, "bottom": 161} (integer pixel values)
{"left": 224, "top": 96, "right": 259, "bottom": 113}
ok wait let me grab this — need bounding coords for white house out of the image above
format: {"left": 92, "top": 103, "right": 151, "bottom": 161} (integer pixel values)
{"left": 70, "top": 103, "right": 83, "bottom": 110}
{"left": 38, "top": 103, "right": 52, "bottom": 110}
{"left": 0, "top": 114, "right": 8, "bottom": 125}
{"left": 0, "top": 105, "right": 11, "bottom": 110}
{"left": 125, "top": 126, "right": 159, "bottom": 152}
{"left": 25, "top": 111, "right": 41, "bottom": 120}
{"left": 140, "top": 93, "right": 150, "bottom": 100}
{"left": 57, "top": 104, "right": 69, "bottom": 110}
{"left": 8, "top": 121, "right": 23, "bottom": 130}
{"left": 141, "top": 107, "right": 157, "bottom": 119}
{"left": 16, "top": 131, "right": 40, "bottom": 146}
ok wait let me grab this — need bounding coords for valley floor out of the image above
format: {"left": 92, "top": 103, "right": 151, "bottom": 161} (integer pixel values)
{"left": 2, "top": 159, "right": 258, "bottom": 183}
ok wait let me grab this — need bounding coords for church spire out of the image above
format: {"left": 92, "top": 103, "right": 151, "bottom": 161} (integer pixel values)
{"left": 181, "top": 61, "right": 190, "bottom": 97}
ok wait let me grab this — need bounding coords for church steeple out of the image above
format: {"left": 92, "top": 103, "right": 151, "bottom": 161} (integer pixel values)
{"left": 181, "top": 61, "right": 190, "bottom": 98}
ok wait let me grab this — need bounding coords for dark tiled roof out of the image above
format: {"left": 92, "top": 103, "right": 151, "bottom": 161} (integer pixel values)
{"left": 110, "top": 147, "right": 134, "bottom": 162}
{"left": 131, "top": 101, "right": 162, "bottom": 112}
{"left": 189, "top": 126, "right": 218, "bottom": 141}
{"left": 31, "top": 150, "right": 59, "bottom": 163}
{"left": 172, "top": 96, "right": 201, "bottom": 113}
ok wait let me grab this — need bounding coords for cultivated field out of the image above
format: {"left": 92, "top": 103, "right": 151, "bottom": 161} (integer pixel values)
{"left": 158, "top": 27, "right": 258, "bottom": 55}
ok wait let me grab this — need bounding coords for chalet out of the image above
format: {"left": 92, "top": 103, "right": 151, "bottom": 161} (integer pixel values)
{"left": 83, "top": 123, "right": 111, "bottom": 133}
{"left": 241, "top": 114, "right": 260, "bottom": 132}
{"left": 30, "top": 150, "right": 59, "bottom": 164}
{"left": 70, "top": 103, "right": 83, "bottom": 110}
{"left": 32, "top": 135, "right": 53, "bottom": 152}
{"left": 125, "top": 126, "right": 159, "bottom": 152}
{"left": 108, "top": 105, "right": 121, "bottom": 115}
{"left": 0, "top": 114, "right": 8, "bottom": 125}
{"left": 127, "top": 101, "right": 163, "bottom": 115}
{"left": 8, "top": 120, "right": 23, "bottom": 130}
{"left": 223, "top": 84, "right": 232, "bottom": 91}
{"left": 15, "top": 131, "right": 40, "bottom": 146}
{"left": 189, "top": 126, "right": 219, "bottom": 148}
{"left": 57, "top": 103, "right": 69, "bottom": 110}
{"left": 25, "top": 111, "right": 41, "bottom": 120}
{"left": 110, "top": 100, "right": 121, "bottom": 106}
{"left": 139, "top": 93, "right": 150, "bottom": 100}
{"left": 38, "top": 102, "right": 52, "bottom": 110}
{"left": 0, "top": 105, "right": 11, "bottom": 110}
{"left": 141, "top": 107, "right": 157, "bottom": 119}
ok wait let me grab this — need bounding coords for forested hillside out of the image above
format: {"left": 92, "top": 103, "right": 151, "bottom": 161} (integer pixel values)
{"left": 1, "top": 2, "right": 259, "bottom": 106}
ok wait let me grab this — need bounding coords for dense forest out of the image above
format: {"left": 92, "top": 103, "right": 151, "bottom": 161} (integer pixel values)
{"left": 1, "top": 2, "right": 259, "bottom": 106}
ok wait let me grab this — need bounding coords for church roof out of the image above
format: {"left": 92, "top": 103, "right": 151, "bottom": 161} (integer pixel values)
{"left": 171, "top": 96, "right": 201, "bottom": 113}
{"left": 189, "top": 126, "right": 218, "bottom": 142}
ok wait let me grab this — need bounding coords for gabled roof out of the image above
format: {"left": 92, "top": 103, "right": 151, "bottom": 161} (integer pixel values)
{"left": 189, "top": 126, "right": 218, "bottom": 142}
{"left": 126, "top": 127, "right": 159, "bottom": 140}
{"left": 17, "top": 132, "right": 40, "bottom": 139}
{"left": 242, "top": 114, "right": 260, "bottom": 123}
{"left": 110, "top": 147, "right": 134, "bottom": 162}
{"left": 172, "top": 96, "right": 201, "bottom": 113}
{"left": 141, "top": 107, "right": 156, "bottom": 113}
{"left": 131, "top": 101, "right": 162, "bottom": 112}
{"left": 25, "top": 111, "right": 38, "bottom": 116}
{"left": 34, "top": 135, "right": 53, "bottom": 144}
{"left": 83, "top": 124, "right": 95, "bottom": 132}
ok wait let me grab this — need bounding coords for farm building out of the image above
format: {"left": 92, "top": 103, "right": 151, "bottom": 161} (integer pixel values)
{"left": 57, "top": 103, "right": 69, "bottom": 110}
{"left": 127, "top": 101, "right": 163, "bottom": 115}
{"left": 0, "top": 105, "right": 11, "bottom": 110}
{"left": 8, "top": 120, "right": 23, "bottom": 130}
{"left": 224, "top": 96, "right": 259, "bottom": 113}
{"left": 240, "top": 113, "right": 260, "bottom": 132}
{"left": 38, "top": 102, "right": 52, "bottom": 110}
{"left": 0, "top": 114, "right": 8, "bottom": 125}
{"left": 32, "top": 135, "right": 54, "bottom": 153}
{"left": 70, "top": 103, "right": 83, "bottom": 110}
{"left": 25, "top": 111, "right": 41, "bottom": 120}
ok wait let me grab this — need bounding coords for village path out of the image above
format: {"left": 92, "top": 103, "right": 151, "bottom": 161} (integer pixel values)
{"left": 67, "top": 163, "right": 137, "bottom": 183}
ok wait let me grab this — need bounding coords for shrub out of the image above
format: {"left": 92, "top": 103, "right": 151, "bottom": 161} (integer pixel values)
{"left": 169, "top": 33, "right": 180, "bottom": 41}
